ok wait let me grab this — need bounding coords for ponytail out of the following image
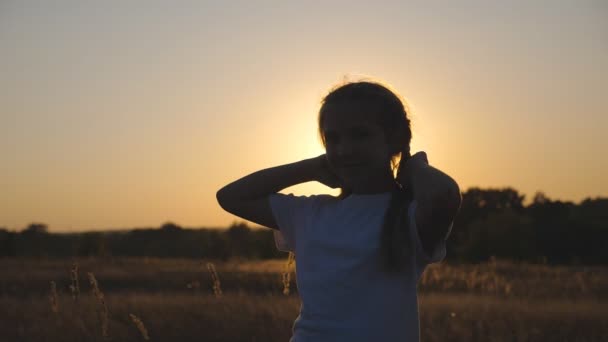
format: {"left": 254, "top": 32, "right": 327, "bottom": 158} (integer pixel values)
{"left": 380, "top": 147, "right": 413, "bottom": 273}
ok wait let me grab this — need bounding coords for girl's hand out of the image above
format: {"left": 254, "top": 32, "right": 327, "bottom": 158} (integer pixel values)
{"left": 396, "top": 151, "right": 429, "bottom": 189}
{"left": 397, "top": 151, "right": 437, "bottom": 207}
{"left": 310, "top": 154, "right": 343, "bottom": 189}
{"left": 398, "top": 151, "right": 461, "bottom": 220}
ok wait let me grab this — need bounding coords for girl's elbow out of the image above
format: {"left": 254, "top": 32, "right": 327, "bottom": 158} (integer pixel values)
{"left": 216, "top": 187, "right": 234, "bottom": 209}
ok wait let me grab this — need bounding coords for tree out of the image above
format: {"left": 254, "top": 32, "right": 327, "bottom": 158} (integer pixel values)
{"left": 0, "top": 228, "right": 16, "bottom": 256}
{"left": 22, "top": 223, "right": 48, "bottom": 234}
{"left": 458, "top": 209, "right": 534, "bottom": 261}
{"left": 450, "top": 187, "right": 526, "bottom": 256}
{"left": 227, "top": 221, "right": 252, "bottom": 257}
{"left": 160, "top": 222, "right": 183, "bottom": 232}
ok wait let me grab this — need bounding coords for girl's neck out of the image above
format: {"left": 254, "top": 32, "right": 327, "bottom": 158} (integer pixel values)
{"left": 348, "top": 174, "right": 400, "bottom": 195}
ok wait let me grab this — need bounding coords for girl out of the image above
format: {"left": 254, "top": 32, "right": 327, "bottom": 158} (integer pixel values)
{"left": 217, "top": 80, "right": 461, "bottom": 341}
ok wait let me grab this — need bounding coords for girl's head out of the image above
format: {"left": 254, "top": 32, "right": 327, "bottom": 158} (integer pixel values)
{"left": 318, "top": 79, "right": 415, "bottom": 273}
{"left": 318, "top": 80, "right": 412, "bottom": 197}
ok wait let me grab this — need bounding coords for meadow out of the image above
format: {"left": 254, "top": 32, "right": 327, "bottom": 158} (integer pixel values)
{"left": 0, "top": 257, "right": 606, "bottom": 342}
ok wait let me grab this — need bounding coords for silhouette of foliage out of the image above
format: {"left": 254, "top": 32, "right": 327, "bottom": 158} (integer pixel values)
{"left": 23, "top": 223, "right": 49, "bottom": 234}
{"left": 160, "top": 222, "right": 183, "bottom": 231}
{"left": 2, "top": 188, "right": 607, "bottom": 264}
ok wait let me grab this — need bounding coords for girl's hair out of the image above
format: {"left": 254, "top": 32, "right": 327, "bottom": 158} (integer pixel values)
{"left": 317, "top": 80, "right": 414, "bottom": 273}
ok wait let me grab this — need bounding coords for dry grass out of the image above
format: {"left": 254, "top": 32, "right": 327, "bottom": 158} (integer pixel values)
{"left": 87, "top": 272, "right": 109, "bottom": 338}
{"left": 282, "top": 252, "right": 296, "bottom": 295}
{"left": 418, "top": 259, "right": 608, "bottom": 300}
{"left": 419, "top": 293, "right": 607, "bottom": 342}
{"left": 0, "top": 292, "right": 605, "bottom": 342}
{"left": 69, "top": 262, "right": 80, "bottom": 301}
{"left": 0, "top": 257, "right": 606, "bottom": 341}
{"left": 49, "top": 281, "right": 59, "bottom": 313}
{"left": 128, "top": 313, "right": 150, "bottom": 340}
{"left": 206, "top": 262, "right": 223, "bottom": 297}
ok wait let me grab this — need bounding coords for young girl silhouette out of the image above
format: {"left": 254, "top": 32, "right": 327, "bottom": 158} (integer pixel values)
{"left": 217, "top": 80, "right": 461, "bottom": 341}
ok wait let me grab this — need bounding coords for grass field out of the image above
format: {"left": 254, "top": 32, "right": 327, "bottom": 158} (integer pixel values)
{"left": 0, "top": 257, "right": 606, "bottom": 341}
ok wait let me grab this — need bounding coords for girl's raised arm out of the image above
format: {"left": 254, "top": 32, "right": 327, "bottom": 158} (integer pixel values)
{"left": 216, "top": 158, "right": 319, "bottom": 229}
{"left": 398, "top": 152, "right": 461, "bottom": 256}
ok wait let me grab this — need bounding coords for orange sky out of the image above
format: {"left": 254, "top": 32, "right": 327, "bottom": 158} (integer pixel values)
{"left": 1, "top": 1, "right": 607, "bottom": 232}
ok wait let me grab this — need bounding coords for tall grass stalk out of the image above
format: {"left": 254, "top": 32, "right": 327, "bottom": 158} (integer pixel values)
{"left": 129, "top": 313, "right": 150, "bottom": 340}
{"left": 69, "top": 262, "right": 80, "bottom": 301}
{"left": 206, "top": 262, "right": 222, "bottom": 297}
{"left": 282, "top": 252, "right": 295, "bottom": 295}
{"left": 87, "top": 272, "right": 109, "bottom": 338}
{"left": 49, "top": 280, "right": 59, "bottom": 313}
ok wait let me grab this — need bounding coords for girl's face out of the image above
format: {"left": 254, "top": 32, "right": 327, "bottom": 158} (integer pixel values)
{"left": 322, "top": 108, "right": 395, "bottom": 193}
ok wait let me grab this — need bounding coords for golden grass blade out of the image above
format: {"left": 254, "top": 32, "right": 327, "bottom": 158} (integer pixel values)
{"left": 129, "top": 313, "right": 150, "bottom": 340}
{"left": 69, "top": 262, "right": 80, "bottom": 301}
{"left": 49, "top": 280, "right": 59, "bottom": 313}
{"left": 87, "top": 272, "right": 109, "bottom": 338}
{"left": 282, "top": 252, "right": 295, "bottom": 295}
{"left": 206, "top": 262, "right": 222, "bottom": 297}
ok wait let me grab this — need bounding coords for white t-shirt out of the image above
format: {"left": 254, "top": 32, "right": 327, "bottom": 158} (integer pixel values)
{"left": 269, "top": 191, "right": 452, "bottom": 342}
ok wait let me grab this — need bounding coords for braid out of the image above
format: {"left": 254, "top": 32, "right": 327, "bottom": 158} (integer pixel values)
{"left": 397, "top": 147, "right": 411, "bottom": 188}
{"left": 381, "top": 147, "right": 414, "bottom": 273}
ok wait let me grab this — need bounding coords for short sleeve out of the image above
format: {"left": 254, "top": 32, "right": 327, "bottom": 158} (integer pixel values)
{"left": 408, "top": 200, "right": 453, "bottom": 264}
{"left": 268, "top": 193, "right": 318, "bottom": 253}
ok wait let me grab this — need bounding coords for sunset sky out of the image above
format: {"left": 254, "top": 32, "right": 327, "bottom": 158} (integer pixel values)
{"left": 1, "top": 1, "right": 607, "bottom": 232}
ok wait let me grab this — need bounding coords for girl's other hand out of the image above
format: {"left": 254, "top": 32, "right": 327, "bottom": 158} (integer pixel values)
{"left": 396, "top": 151, "right": 429, "bottom": 187}
{"left": 310, "top": 154, "right": 343, "bottom": 189}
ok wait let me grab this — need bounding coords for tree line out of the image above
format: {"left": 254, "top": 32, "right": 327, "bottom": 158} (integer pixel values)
{"left": 1, "top": 187, "right": 606, "bottom": 264}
